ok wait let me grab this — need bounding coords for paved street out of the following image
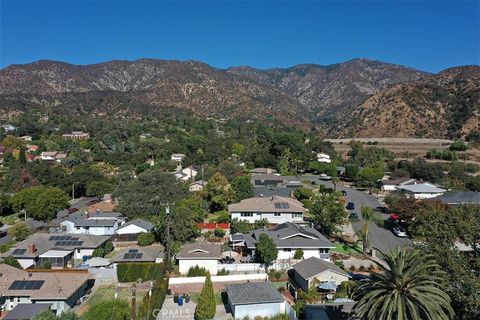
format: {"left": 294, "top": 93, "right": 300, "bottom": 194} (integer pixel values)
{"left": 298, "top": 175, "right": 411, "bottom": 252}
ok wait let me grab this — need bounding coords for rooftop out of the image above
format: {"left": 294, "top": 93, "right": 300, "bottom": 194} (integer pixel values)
{"left": 117, "top": 219, "right": 154, "bottom": 231}
{"left": 111, "top": 246, "right": 164, "bottom": 263}
{"left": 292, "top": 257, "right": 350, "bottom": 279}
{"left": 434, "top": 191, "right": 480, "bottom": 205}
{"left": 397, "top": 183, "right": 446, "bottom": 193}
{"left": 62, "top": 211, "right": 123, "bottom": 227}
{"left": 228, "top": 196, "right": 305, "bottom": 213}
{"left": 225, "top": 281, "right": 285, "bottom": 305}
{"left": 3, "top": 303, "right": 53, "bottom": 320}
{"left": 176, "top": 241, "right": 222, "bottom": 260}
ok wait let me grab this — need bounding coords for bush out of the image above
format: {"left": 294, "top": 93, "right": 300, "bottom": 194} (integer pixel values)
{"left": 359, "top": 265, "right": 366, "bottom": 272}
{"left": 117, "top": 262, "right": 165, "bottom": 282}
{"left": 349, "top": 265, "right": 356, "bottom": 272}
{"left": 187, "top": 265, "right": 209, "bottom": 277}
{"left": 213, "top": 228, "right": 225, "bottom": 238}
{"left": 293, "top": 249, "right": 304, "bottom": 259}
{"left": 212, "top": 210, "right": 230, "bottom": 223}
{"left": 217, "top": 268, "right": 229, "bottom": 276}
{"left": 1, "top": 256, "right": 22, "bottom": 269}
{"left": 195, "top": 274, "right": 216, "bottom": 319}
{"left": 449, "top": 140, "right": 468, "bottom": 151}
{"left": 92, "top": 247, "right": 105, "bottom": 257}
{"left": 39, "top": 261, "right": 52, "bottom": 269}
{"left": 137, "top": 232, "right": 155, "bottom": 246}
{"left": 138, "top": 277, "right": 169, "bottom": 320}
{"left": 336, "top": 281, "right": 351, "bottom": 298}
{"left": 274, "top": 271, "right": 282, "bottom": 281}
{"left": 334, "top": 260, "right": 345, "bottom": 270}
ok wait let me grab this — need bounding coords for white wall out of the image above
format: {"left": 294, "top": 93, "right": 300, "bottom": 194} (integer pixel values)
{"left": 117, "top": 224, "right": 147, "bottom": 235}
{"left": 75, "top": 249, "right": 94, "bottom": 260}
{"left": 308, "top": 270, "right": 350, "bottom": 288}
{"left": 232, "top": 302, "right": 286, "bottom": 319}
{"left": 231, "top": 212, "right": 303, "bottom": 224}
{"left": 381, "top": 185, "right": 397, "bottom": 191}
{"left": 178, "top": 259, "right": 218, "bottom": 275}
{"left": 18, "top": 258, "right": 36, "bottom": 269}
{"left": 277, "top": 249, "right": 329, "bottom": 260}
{"left": 169, "top": 273, "right": 267, "bottom": 285}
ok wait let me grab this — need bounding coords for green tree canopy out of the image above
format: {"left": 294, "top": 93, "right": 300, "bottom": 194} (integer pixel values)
{"left": 231, "top": 175, "right": 254, "bottom": 202}
{"left": 203, "top": 172, "right": 233, "bottom": 211}
{"left": 310, "top": 194, "right": 346, "bottom": 236}
{"left": 356, "top": 167, "right": 384, "bottom": 188}
{"left": 194, "top": 274, "right": 216, "bottom": 319}
{"left": 11, "top": 186, "right": 69, "bottom": 221}
{"left": 8, "top": 221, "right": 31, "bottom": 241}
{"left": 255, "top": 233, "right": 278, "bottom": 268}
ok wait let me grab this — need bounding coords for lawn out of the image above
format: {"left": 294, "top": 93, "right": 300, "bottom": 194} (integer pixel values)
{"left": 332, "top": 243, "right": 362, "bottom": 254}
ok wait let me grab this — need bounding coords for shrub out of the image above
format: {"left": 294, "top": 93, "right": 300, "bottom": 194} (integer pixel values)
{"left": 274, "top": 271, "right": 282, "bottom": 281}
{"left": 212, "top": 211, "right": 230, "bottom": 223}
{"left": 336, "top": 281, "right": 351, "bottom": 298}
{"left": 213, "top": 228, "right": 225, "bottom": 238}
{"left": 449, "top": 140, "right": 468, "bottom": 151}
{"left": 194, "top": 274, "right": 216, "bottom": 319}
{"left": 187, "top": 265, "right": 209, "bottom": 277}
{"left": 293, "top": 249, "right": 304, "bottom": 259}
{"left": 359, "top": 265, "right": 366, "bottom": 272}
{"left": 137, "top": 232, "right": 155, "bottom": 246}
{"left": 349, "top": 265, "right": 356, "bottom": 272}
{"left": 117, "top": 262, "right": 165, "bottom": 282}
{"left": 138, "top": 277, "right": 169, "bottom": 320}
{"left": 334, "top": 260, "right": 345, "bottom": 270}
{"left": 39, "top": 261, "right": 52, "bottom": 269}
{"left": 217, "top": 268, "right": 230, "bottom": 276}
{"left": 1, "top": 256, "right": 22, "bottom": 269}
{"left": 92, "top": 247, "right": 105, "bottom": 257}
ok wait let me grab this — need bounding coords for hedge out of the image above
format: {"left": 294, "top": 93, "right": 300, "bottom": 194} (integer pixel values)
{"left": 137, "top": 277, "right": 169, "bottom": 320}
{"left": 116, "top": 262, "right": 165, "bottom": 282}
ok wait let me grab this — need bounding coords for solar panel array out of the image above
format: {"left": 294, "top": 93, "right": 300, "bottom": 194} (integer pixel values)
{"left": 49, "top": 235, "right": 76, "bottom": 241}
{"left": 274, "top": 202, "right": 290, "bottom": 209}
{"left": 8, "top": 280, "right": 45, "bottom": 290}
{"left": 123, "top": 249, "right": 143, "bottom": 260}
{"left": 49, "top": 235, "right": 84, "bottom": 246}
{"left": 12, "top": 249, "right": 27, "bottom": 255}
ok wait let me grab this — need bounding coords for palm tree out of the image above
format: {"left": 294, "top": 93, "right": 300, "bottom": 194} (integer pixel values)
{"left": 352, "top": 248, "right": 454, "bottom": 320}
{"left": 358, "top": 206, "right": 374, "bottom": 254}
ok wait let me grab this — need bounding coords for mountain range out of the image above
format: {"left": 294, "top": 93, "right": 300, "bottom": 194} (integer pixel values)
{"left": 0, "top": 58, "right": 478, "bottom": 138}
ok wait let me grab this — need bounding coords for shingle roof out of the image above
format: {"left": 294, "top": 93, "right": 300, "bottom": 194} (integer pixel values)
{"left": 435, "top": 191, "right": 480, "bottom": 205}
{"left": 111, "top": 246, "right": 164, "bottom": 263}
{"left": 244, "top": 222, "right": 334, "bottom": 249}
{"left": 117, "top": 219, "right": 154, "bottom": 231}
{"left": 1, "top": 233, "right": 109, "bottom": 259}
{"left": 62, "top": 211, "right": 123, "bottom": 227}
{"left": 225, "top": 281, "right": 285, "bottom": 305}
{"left": 3, "top": 303, "right": 53, "bottom": 320}
{"left": 397, "top": 183, "right": 446, "bottom": 193}
{"left": 380, "top": 177, "right": 417, "bottom": 186}
{"left": 176, "top": 241, "right": 222, "bottom": 260}
{"left": 292, "top": 257, "right": 350, "bottom": 280}
{"left": 228, "top": 196, "right": 305, "bottom": 213}
{"left": 0, "top": 264, "right": 91, "bottom": 300}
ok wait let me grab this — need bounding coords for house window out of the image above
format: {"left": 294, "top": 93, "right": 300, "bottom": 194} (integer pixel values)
{"left": 294, "top": 213, "right": 303, "bottom": 218}
{"left": 274, "top": 213, "right": 281, "bottom": 217}
{"left": 241, "top": 213, "right": 253, "bottom": 217}
{"left": 283, "top": 249, "right": 291, "bottom": 252}
{"left": 75, "top": 227, "right": 81, "bottom": 230}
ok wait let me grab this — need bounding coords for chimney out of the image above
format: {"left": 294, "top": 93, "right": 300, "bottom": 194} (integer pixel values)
{"left": 96, "top": 208, "right": 100, "bottom": 213}
{"left": 27, "top": 243, "right": 36, "bottom": 254}
{"left": 85, "top": 210, "right": 90, "bottom": 219}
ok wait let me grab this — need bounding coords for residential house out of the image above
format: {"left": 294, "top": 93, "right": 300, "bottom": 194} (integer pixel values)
{"left": 225, "top": 281, "right": 290, "bottom": 320}
{"left": 240, "top": 222, "right": 334, "bottom": 261}
{"left": 317, "top": 153, "right": 332, "bottom": 163}
{"left": 305, "top": 302, "right": 355, "bottom": 320}
{"left": 116, "top": 219, "right": 154, "bottom": 235}
{"left": 251, "top": 174, "right": 283, "bottom": 186}
{"left": 19, "top": 135, "right": 32, "bottom": 142}
{"left": 111, "top": 246, "right": 164, "bottom": 265}
{"left": 189, "top": 180, "right": 207, "bottom": 192}
{"left": 250, "top": 168, "right": 278, "bottom": 174}
{"left": 196, "top": 222, "right": 230, "bottom": 237}
{"left": 170, "top": 153, "right": 186, "bottom": 162}
{"left": 434, "top": 191, "right": 480, "bottom": 206}
{"left": 2, "top": 124, "right": 17, "bottom": 132}
{"left": 26, "top": 144, "right": 39, "bottom": 153}
{"left": 0, "top": 264, "right": 91, "bottom": 315}
{"left": 40, "top": 151, "right": 68, "bottom": 162}
{"left": 1, "top": 233, "right": 109, "bottom": 269}
{"left": 60, "top": 211, "right": 124, "bottom": 235}
{"left": 175, "top": 167, "right": 198, "bottom": 181}
{"left": 290, "top": 257, "right": 350, "bottom": 293}
{"left": 4, "top": 303, "right": 54, "bottom": 320}
{"left": 228, "top": 196, "right": 306, "bottom": 224}
{"left": 397, "top": 183, "right": 446, "bottom": 199}
{"left": 176, "top": 241, "right": 222, "bottom": 275}
{"left": 378, "top": 177, "right": 421, "bottom": 191}
{"left": 62, "top": 131, "right": 90, "bottom": 140}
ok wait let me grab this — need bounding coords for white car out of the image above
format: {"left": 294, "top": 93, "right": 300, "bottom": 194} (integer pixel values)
{"left": 392, "top": 226, "right": 407, "bottom": 237}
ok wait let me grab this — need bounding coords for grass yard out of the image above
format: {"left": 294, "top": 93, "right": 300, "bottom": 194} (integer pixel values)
{"left": 271, "top": 281, "right": 288, "bottom": 289}
{"left": 332, "top": 243, "right": 362, "bottom": 254}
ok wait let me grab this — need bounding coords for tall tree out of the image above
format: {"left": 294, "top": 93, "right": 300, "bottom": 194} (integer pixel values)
{"left": 352, "top": 248, "right": 454, "bottom": 320}
{"left": 231, "top": 175, "right": 254, "bottom": 202}
{"left": 358, "top": 206, "right": 374, "bottom": 254}
{"left": 310, "top": 194, "right": 346, "bottom": 236}
{"left": 194, "top": 274, "right": 216, "bottom": 320}
{"left": 8, "top": 221, "right": 31, "bottom": 241}
{"left": 11, "top": 186, "right": 69, "bottom": 221}
{"left": 203, "top": 172, "right": 232, "bottom": 211}
{"left": 255, "top": 233, "right": 278, "bottom": 270}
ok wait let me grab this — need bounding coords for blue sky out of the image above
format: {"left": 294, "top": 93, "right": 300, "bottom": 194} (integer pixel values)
{"left": 1, "top": 1, "right": 479, "bottom": 72}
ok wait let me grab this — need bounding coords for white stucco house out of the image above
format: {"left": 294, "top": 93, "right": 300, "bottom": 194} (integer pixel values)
{"left": 225, "top": 282, "right": 289, "bottom": 319}
{"left": 240, "top": 222, "right": 334, "bottom": 261}
{"left": 316, "top": 153, "right": 332, "bottom": 163}
{"left": 116, "top": 219, "right": 154, "bottom": 235}
{"left": 378, "top": 177, "right": 421, "bottom": 191}
{"left": 170, "top": 153, "right": 186, "bottom": 162}
{"left": 228, "top": 196, "right": 306, "bottom": 224}
{"left": 175, "top": 167, "right": 198, "bottom": 181}
{"left": 290, "top": 257, "right": 350, "bottom": 292}
{"left": 397, "top": 183, "right": 446, "bottom": 199}
{"left": 60, "top": 211, "right": 124, "bottom": 236}
{"left": 189, "top": 180, "right": 207, "bottom": 192}
{"left": 176, "top": 241, "right": 222, "bottom": 275}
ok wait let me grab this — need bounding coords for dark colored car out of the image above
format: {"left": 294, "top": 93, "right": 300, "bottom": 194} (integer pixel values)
{"left": 346, "top": 202, "right": 355, "bottom": 210}
{"left": 349, "top": 212, "right": 359, "bottom": 221}
{"left": 341, "top": 190, "right": 347, "bottom": 196}
{"left": 349, "top": 273, "right": 370, "bottom": 281}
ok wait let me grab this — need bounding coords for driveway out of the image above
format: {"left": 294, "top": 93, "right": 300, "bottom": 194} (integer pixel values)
{"left": 299, "top": 175, "right": 411, "bottom": 252}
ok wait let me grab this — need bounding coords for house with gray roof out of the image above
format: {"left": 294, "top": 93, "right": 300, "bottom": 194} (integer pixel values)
{"left": 4, "top": 303, "right": 53, "bottom": 320}
{"left": 176, "top": 241, "right": 222, "bottom": 275}
{"left": 228, "top": 196, "right": 306, "bottom": 224}
{"left": 1, "top": 233, "right": 109, "bottom": 269}
{"left": 116, "top": 219, "right": 154, "bottom": 235}
{"left": 290, "top": 257, "right": 350, "bottom": 292}
{"left": 225, "top": 281, "right": 288, "bottom": 319}
{"left": 434, "top": 191, "right": 480, "bottom": 206}
{"left": 241, "top": 222, "right": 334, "bottom": 261}
{"left": 111, "top": 246, "right": 164, "bottom": 265}
{"left": 60, "top": 210, "right": 124, "bottom": 235}
{"left": 397, "top": 183, "right": 446, "bottom": 199}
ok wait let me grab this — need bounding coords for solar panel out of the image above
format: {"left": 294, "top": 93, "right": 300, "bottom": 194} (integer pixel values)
{"left": 274, "top": 202, "right": 290, "bottom": 209}
{"left": 8, "top": 280, "right": 44, "bottom": 290}
{"left": 25, "top": 281, "right": 35, "bottom": 289}
{"left": 9, "top": 280, "right": 21, "bottom": 290}
{"left": 49, "top": 236, "right": 59, "bottom": 241}
{"left": 128, "top": 249, "right": 139, "bottom": 253}
{"left": 32, "top": 281, "right": 44, "bottom": 289}
{"left": 12, "top": 249, "right": 26, "bottom": 255}
{"left": 135, "top": 253, "right": 143, "bottom": 259}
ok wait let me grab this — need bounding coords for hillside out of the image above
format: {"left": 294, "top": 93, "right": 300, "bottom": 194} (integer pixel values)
{"left": 331, "top": 66, "right": 480, "bottom": 138}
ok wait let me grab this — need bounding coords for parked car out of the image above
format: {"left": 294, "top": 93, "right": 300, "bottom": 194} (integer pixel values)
{"left": 392, "top": 225, "right": 407, "bottom": 237}
{"left": 346, "top": 202, "right": 355, "bottom": 210}
{"left": 349, "top": 272, "right": 370, "bottom": 281}
{"left": 341, "top": 190, "right": 347, "bottom": 196}
{"left": 349, "top": 212, "right": 359, "bottom": 221}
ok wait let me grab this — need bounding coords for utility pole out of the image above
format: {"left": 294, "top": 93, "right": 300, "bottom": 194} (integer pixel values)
{"left": 159, "top": 202, "right": 175, "bottom": 270}
{"left": 131, "top": 282, "right": 136, "bottom": 320}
